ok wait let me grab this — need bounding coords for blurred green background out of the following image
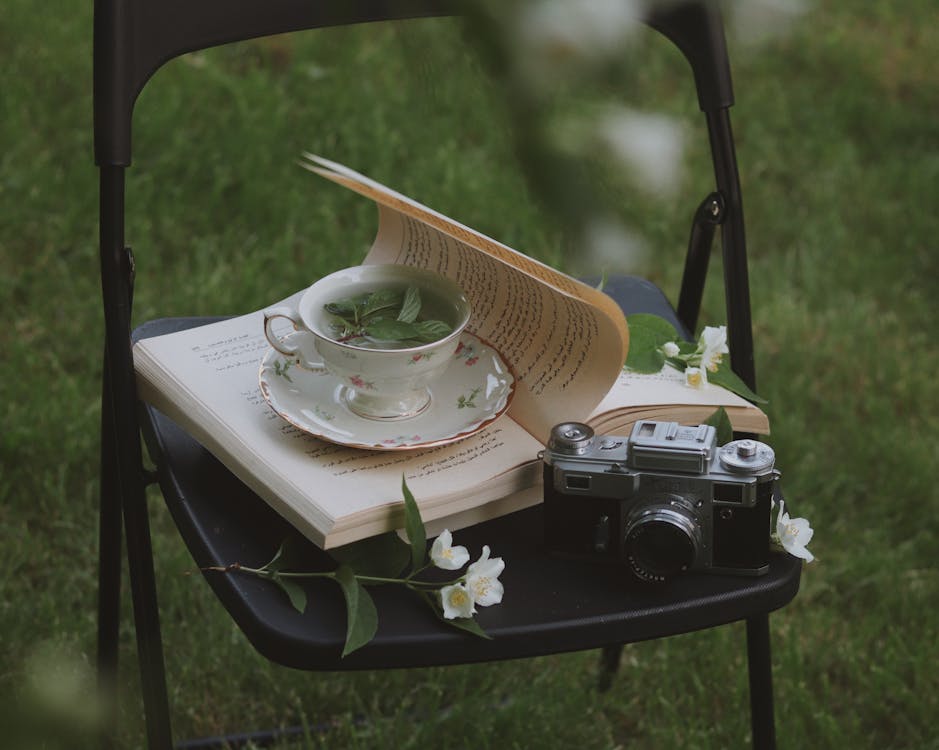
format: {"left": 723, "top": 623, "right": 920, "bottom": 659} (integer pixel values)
{"left": 1, "top": 1, "right": 937, "bottom": 747}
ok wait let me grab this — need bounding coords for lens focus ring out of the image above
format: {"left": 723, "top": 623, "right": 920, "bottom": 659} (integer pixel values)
{"left": 624, "top": 504, "right": 700, "bottom": 583}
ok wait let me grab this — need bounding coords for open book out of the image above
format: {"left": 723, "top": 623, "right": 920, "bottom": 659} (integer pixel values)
{"left": 133, "top": 155, "right": 768, "bottom": 549}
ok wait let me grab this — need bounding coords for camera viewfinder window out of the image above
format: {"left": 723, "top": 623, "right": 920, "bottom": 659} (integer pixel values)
{"left": 713, "top": 483, "right": 744, "bottom": 504}
{"left": 565, "top": 474, "right": 591, "bottom": 490}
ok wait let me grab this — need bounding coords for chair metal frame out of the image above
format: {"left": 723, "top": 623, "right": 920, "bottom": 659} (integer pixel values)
{"left": 94, "top": 2, "right": 796, "bottom": 748}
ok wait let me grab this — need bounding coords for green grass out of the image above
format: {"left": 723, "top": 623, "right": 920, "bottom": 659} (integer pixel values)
{"left": 2, "top": 1, "right": 938, "bottom": 748}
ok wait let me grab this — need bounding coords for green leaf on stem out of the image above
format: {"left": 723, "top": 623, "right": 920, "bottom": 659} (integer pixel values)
{"left": 417, "top": 591, "right": 492, "bottom": 640}
{"left": 704, "top": 407, "right": 735, "bottom": 446}
{"left": 335, "top": 565, "right": 379, "bottom": 657}
{"left": 401, "top": 476, "right": 427, "bottom": 572}
{"left": 329, "top": 532, "right": 410, "bottom": 580}
{"left": 271, "top": 574, "right": 308, "bottom": 614}
{"left": 709, "top": 362, "right": 769, "bottom": 404}
{"left": 624, "top": 314, "right": 679, "bottom": 373}
{"left": 444, "top": 616, "right": 493, "bottom": 640}
{"left": 261, "top": 536, "right": 307, "bottom": 574}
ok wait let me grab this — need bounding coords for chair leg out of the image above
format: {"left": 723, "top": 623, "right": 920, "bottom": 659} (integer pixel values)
{"left": 97, "top": 351, "right": 123, "bottom": 750}
{"left": 746, "top": 614, "right": 777, "bottom": 750}
{"left": 597, "top": 644, "right": 624, "bottom": 692}
{"left": 122, "top": 467, "right": 175, "bottom": 750}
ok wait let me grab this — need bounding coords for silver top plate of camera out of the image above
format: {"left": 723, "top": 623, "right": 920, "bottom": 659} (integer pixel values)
{"left": 626, "top": 420, "right": 717, "bottom": 474}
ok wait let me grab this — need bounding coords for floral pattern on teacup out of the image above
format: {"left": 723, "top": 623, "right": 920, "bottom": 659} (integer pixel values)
{"left": 457, "top": 387, "right": 481, "bottom": 409}
{"left": 312, "top": 404, "right": 335, "bottom": 422}
{"left": 454, "top": 340, "right": 480, "bottom": 366}
{"left": 348, "top": 375, "right": 376, "bottom": 390}
{"left": 407, "top": 352, "right": 436, "bottom": 365}
{"left": 273, "top": 359, "right": 293, "bottom": 382}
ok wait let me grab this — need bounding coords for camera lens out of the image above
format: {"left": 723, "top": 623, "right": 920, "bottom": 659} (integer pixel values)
{"left": 624, "top": 503, "right": 700, "bottom": 583}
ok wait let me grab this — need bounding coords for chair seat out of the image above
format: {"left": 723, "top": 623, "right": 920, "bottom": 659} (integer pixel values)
{"left": 136, "top": 275, "right": 801, "bottom": 670}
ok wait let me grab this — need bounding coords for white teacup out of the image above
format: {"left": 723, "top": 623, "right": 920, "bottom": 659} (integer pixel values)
{"left": 263, "top": 265, "right": 471, "bottom": 421}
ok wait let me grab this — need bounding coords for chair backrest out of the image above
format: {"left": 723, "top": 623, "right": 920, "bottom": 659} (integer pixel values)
{"left": 94, "top": 0, "right": 757, "bottom": 423}
{"left": 95, "top": 0, "right": 758, "bottom": 390}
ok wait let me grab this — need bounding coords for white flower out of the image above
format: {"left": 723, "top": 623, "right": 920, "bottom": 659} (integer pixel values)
{"left": 698, "top": 325, "right": 729, "bottom": 372}
{"left": 776, "top": 501, "right": 815, "bottom": 562}
{"left": 581, "top": 216, "right": 647, "bottom": 273}
{"left": 661, "top": 341, "right": 680, "bottom": 358}
{"left": 596, "top": 108, "right": 685, "bottom": 195}
{"left": 439, "top": 583, "right": 476, "bottom": 620}
{"left": 430, "top": 529, "right": 470, "bottom": 571}
{"left": 517, "top": 0, "right": 645, "bottom": 71}
{"left": 466, "top": 545, "right": 505, "bottom": 607}
{"left": 685, "top": 366, "right": 706, "bottom": 388}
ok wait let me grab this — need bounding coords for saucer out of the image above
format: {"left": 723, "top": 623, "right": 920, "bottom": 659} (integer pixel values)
{"left": 259, "top": 332, "right": 516, "bottom": 450}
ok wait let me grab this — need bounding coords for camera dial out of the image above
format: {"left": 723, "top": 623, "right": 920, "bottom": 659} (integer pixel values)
{"left": 624, "top": 496, "right": 701, "bottom": 583}
{"left": 548, "top": 422, "right": 595, "bottom": 455}
{"left": 718, "top": 439, "right": 775, "bottom": 473}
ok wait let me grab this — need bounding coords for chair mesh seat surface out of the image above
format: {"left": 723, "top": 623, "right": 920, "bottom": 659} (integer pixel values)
{"left": 136, "top": 275, "right": 800, "bottom": 670}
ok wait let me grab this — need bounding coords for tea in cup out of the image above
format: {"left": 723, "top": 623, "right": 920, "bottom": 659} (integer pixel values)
{"left": 263, "top": 265, "right": 471, "bottom": 421}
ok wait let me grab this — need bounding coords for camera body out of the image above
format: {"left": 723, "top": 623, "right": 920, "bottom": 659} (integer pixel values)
{"left": 543, "top": 420, "right": 778, "bottom": 582}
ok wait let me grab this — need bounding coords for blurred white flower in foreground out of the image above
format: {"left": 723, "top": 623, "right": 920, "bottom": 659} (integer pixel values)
{"left": 776, "top": 500, "right": 815, "bottom": 562}
{"left": 466, "top": 545, "right": 505, "bottom": 607}
{"left": 582, "top": 216, "right": 648, "bottom": 273}
{"left": 730, "top": 0, "right": 808, "bottom": 46}
{"left": 597, "top": 108, "right": 686, "bottom": 195}
{"left": 430, "top": 529, "right": 470, "bottom": 570}
{"left": 515, "top": 0, "right": 646, "bottom": 82}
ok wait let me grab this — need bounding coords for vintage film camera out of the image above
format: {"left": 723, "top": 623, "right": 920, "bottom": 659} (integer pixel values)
{"left": 543, "top": 420, "right": 778, "bottom": 583}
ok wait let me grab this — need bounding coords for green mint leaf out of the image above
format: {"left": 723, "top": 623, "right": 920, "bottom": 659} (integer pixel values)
{"left": 401, "top": 476, "right": 427, "bottom": 572}
{"left": 324, "top": 295, "right": 366, "bottom": 319}
{"left": 361, "top": 289, "right": 402, "bottom": 320}
{"left": 625, "top": 314, "right": 679, "bottom": 373}
{"left": 703, "top": 407, "right": 735, "bottom": 445}
{"left": 708, "top": 362, "right": 769, "bottom": 404}
{"left": 271, "top": 573, "right": 308, "bottom": 614}
{"left": 397, "top": 286, "right": 422, "bottom": 324}
{"left": 364, "top": 319, "right": 421, "bottom": 341}
{"left": 328, "top": 532, "right": 410, "bottom": 580}
{"left": 412, "top": 320, "right": 453, "bottom": 342}
{"left": 335, "top": 565, "right": 379, "bottom": 657}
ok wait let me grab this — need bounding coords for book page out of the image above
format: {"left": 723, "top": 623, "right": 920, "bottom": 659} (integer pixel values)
{"left": 587, "top": 367, "right": 770, "bottom": 435}
{"left": 134, "top": 313, "right": 542, "bottom": 548}
{"left": 301, "top": 155, "right": 629, "bottom": 442}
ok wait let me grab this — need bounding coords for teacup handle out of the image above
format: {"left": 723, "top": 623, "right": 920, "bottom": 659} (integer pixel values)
{"left": 263, "top": 305, "right": 304, "bottom": 356}
{"left": 263, "top": 305, "right": 325, "bottom": 370}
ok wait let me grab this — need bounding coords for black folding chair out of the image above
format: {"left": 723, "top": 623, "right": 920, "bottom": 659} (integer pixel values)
{"left": 94, "top": 1, "right": 801, "bottom": 747}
